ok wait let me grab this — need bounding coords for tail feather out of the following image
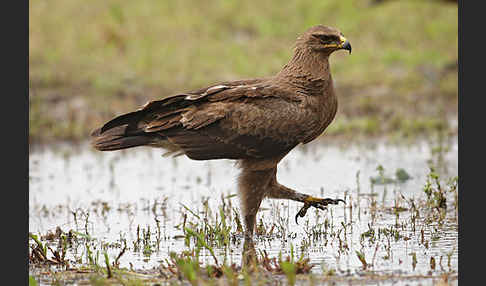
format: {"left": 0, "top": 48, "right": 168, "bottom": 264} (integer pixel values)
{"left": 91, "top": 125, "right": 156, "bottom": 151}
{"left": 99, "top": 110, "right": 144, "bottom": 134}
{"left": 90, "top": 105, "right": 186, "bottom": 154}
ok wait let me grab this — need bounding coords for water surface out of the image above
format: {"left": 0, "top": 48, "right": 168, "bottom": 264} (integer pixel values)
{"left": 29, "top": 137, "right": 458, "bottom": 285}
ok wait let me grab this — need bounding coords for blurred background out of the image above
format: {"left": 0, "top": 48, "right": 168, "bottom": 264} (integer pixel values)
{"left": 29, "top": 0, "right": 457, "bottom": 145}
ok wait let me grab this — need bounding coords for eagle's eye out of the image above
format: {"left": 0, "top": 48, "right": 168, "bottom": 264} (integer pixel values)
{"left": 312, "top": 34, "right": 338, "bottom": 44}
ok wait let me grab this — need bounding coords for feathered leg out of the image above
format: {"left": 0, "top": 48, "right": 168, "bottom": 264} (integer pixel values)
{"left": 237, "top": 165, "right": 277, "bottom": 266}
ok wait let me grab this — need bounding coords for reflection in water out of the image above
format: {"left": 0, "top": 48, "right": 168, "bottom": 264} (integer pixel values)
{"left": 29, "top": 137, "right": 458, "bottom": 278}
{"left": 243, "top": 235, "right": 257, "bottom": 267}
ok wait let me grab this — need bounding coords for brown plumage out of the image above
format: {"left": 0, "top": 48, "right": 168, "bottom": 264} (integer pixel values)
{"left": 91, "top": 25, "right": 351, "bottom": 248}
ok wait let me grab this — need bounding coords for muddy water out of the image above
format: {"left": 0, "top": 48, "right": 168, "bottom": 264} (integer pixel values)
{"left": 29, "top": 137, "right": 458, "bottom": 284}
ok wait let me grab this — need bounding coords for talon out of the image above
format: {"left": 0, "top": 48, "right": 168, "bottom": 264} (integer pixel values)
{"left": 323, "top": 198, "right": 346, "bottom": 205}
{"left": 294, "top": 197, "right": 346, "bottom": 224}
{"left": 295, "top": 203, "right": 310, "bottom": 225}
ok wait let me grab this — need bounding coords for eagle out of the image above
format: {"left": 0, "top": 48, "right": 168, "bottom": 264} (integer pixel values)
{"left": 91, "top": 25, "right": 351, "bottom": 242}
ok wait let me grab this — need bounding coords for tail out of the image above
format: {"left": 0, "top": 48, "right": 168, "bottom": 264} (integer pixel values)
{"left": 90, "top": 111, "right": 161, "bottom": 151}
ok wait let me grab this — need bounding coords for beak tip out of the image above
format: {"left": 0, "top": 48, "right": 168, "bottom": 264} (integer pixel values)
{"left": 342, "top": 40, "right": 352, "bottom": 54}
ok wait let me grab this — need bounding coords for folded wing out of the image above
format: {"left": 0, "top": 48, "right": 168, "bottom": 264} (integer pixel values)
{"left": 91, "top": 77, "right": 308, "bottom": 160}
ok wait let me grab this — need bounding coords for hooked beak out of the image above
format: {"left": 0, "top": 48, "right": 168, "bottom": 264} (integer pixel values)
{"left": 339, "top": 35, "right": 352, "bottom": 54}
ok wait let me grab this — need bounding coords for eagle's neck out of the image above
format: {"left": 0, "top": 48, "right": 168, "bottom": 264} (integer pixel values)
{"left": 276, "top": 46, "right": 332, "bottom": 91}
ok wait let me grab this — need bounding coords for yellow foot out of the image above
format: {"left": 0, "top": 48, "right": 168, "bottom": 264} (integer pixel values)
{"left": 295, "top": 196, "right": 345, "bottom": 224}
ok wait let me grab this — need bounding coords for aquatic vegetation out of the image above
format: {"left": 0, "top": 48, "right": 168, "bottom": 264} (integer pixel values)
{"left": 29, "top": 139, "right": 458, "bottom": 285}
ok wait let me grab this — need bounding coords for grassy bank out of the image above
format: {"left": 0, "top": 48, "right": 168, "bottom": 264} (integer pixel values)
{"left": 29, "top": 0, "right": 457, "bottom": 144}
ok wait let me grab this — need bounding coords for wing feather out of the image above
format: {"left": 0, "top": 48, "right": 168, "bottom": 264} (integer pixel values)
{"left": 95, "top": 77, "right": 309, "bottom": 160}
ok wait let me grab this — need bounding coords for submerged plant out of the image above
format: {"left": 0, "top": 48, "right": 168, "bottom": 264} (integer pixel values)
{"left": 423, "top": 167, "right": 447, "bottom": 210}
{"left": 355, "top": 250, "right": 368, "bottom": 270}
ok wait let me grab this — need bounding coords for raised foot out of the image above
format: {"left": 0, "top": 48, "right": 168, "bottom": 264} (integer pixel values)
{"left": 295, "top": 197, "right": 345, "bottom": 224}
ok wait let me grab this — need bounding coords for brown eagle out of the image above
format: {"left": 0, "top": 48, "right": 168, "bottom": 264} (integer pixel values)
{"left": 91, "top": 25, "right": 351, "bottom": 239}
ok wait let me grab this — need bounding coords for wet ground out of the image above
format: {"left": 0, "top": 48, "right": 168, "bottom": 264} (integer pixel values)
{"left": 29, "top": 136, "right": 458, "bottom": 285}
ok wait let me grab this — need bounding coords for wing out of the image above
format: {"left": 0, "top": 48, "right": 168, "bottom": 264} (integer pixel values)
{"left": 94, "top": 77, "right": 310, "bottom": 160}
{"left": 98, "top": 77, "right": 270, "bottom": 134}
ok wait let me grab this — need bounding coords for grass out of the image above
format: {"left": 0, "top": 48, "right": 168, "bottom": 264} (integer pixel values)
{"left": 29, "top": 0, "right": 457, "bottom": 143}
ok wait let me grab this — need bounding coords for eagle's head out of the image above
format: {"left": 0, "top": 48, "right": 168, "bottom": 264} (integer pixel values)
{"left": 297, "top": 25, "right": 352, "bottom": 55}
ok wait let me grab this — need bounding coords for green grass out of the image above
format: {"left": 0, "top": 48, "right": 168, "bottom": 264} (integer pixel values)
{"left": 29, "top": 276, "right": 38, "bottom": 286}
{"left": 29, "top": 0, "right": 457, "bottom": 143}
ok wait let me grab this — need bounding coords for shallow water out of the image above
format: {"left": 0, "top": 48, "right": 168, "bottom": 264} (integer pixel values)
{"left": 29, "top": 136, "right": 458, "bottom": 285}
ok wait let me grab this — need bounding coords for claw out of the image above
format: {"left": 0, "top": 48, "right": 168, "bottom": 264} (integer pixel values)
{"left": 295, "top": 203, "right": 310, "bottom": 224}
{"left": 295, "top": 197, "right": 345, "bottom": 224}
{"left": 323, "top": 198, "right": 346, "bottom": 205}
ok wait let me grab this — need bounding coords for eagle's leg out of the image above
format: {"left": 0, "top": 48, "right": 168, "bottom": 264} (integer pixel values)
{"left": 237, "top": 166, "right": 277, "bottom": 266}
{"left": 237, "top": 169, "right": 270, "bottom": 235}
{"left": 266, "top": 177, "right": 345, "bottom": 224}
